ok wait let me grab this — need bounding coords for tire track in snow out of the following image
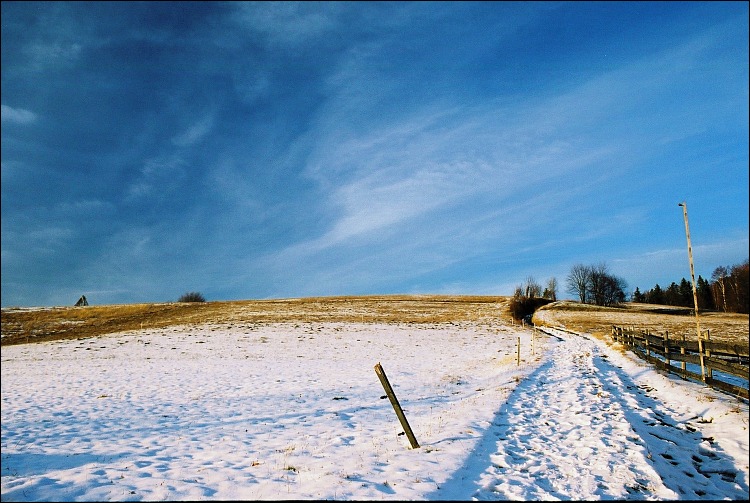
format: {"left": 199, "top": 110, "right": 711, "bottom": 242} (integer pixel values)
{"left": 433, "top": 330, "right": 747, "bottom": 500}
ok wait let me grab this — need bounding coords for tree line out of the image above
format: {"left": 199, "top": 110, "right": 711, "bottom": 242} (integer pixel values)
{"left": 510, "top": 258, "right": 748, "bottom": 321}
{"left": 510, "top": 264, "right": 627, "bottom": 320}
{"left": 566, "top": 263, "right": 627, "bottom": 307}
{"left": 632, "top": 259, "right": 749, "bottom": 314}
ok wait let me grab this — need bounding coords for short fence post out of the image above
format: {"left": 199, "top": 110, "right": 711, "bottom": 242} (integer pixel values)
{"left": 704, "top": 329, "right": 712, "bottom": 379}
{"left": 516, "top": 336, "right": 521, "bottom": 366}
{"left": 645, "top": 330, "right": 650, "bottom": 358}
{"left": 681, "top": 334, "right": 686, "bottom": 374}
{"left": 664, "top": 331, "right": 670, "bottom": 368}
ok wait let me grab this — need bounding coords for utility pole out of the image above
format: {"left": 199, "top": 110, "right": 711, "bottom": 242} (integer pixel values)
{"left": 678, "top": 201, "right": 706, "bottom": 381}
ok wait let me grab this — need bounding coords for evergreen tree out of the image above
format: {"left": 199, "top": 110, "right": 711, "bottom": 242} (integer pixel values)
{"left": 697, "top": 275, "right": 715, "bottom": 310}
{"left": 678, "top": 278, "right": 693, "bottom": 307}
{"left": 632, "top": 287, "right": 645, "bottom": 303}
{"left": 665, "top": 282, "right": 680, "bottom": 306}
{"left": 646, "top": 284, "right": 665, "bottom": 304}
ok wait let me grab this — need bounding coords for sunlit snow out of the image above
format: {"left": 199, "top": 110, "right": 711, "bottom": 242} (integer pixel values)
{"left": 2, "top": 322, "right": 748, "bottom": 500}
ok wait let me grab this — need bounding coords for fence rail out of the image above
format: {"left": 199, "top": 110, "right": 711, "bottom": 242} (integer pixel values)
{"left": 611, "top": 325, "right": 749, "bottom": 400}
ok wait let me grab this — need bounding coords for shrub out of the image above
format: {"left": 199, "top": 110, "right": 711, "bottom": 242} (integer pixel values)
{"left": 509, "top": 295, "right": 552, "bottom": 322}
{"left": 178, "top": 291, "right": 206, "bottom": 303}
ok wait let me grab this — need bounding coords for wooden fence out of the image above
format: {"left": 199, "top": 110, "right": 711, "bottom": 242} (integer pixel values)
{"left": 611, "top": 325, "right": 749, "bottom": 400}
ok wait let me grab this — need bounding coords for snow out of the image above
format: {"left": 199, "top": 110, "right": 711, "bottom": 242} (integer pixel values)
{"left": 2, "top": 321, "right": 748, "bottom": 501}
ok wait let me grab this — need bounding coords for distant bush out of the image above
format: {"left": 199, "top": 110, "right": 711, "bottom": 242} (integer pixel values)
{"left": 178, "top": 292, "right": 206, "bottom": 303}
{"left": 509, "top": 295, "right": 552, "bottom": 322}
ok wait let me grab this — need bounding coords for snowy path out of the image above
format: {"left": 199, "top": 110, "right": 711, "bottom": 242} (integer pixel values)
{"left": 433, "top": 329, "right": 748, "bottom": 500}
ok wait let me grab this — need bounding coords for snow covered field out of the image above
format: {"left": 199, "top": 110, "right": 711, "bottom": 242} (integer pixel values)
{"left": 2, "top": 321, "right": 748, "bottom": 501}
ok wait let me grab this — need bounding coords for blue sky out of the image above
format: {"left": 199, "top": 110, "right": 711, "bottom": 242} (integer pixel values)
{"left": 2, "top": 1, "right": 748, "bottom": 308}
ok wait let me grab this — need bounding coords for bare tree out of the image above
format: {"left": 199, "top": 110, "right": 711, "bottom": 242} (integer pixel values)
{"left": 728, "top": 260, "right": 749, "bottom": 313}
{"left": 711, "top": 266, "right": 729, "bottom": 312}
{"left": 543, "top": 277, "right": 558, "bottom": 301}
{"left": 589, "top": 262, "right": 610, "bottom": 306}
{"left": 566, "top": 263, "right": 625, "bottom": 306}
{"left": 566, "top": 264, "right": 591, "bottom": 303}
{"left": 524, "top": 276, "right": 542, "bottom": 298}
{"left": 601, "top": 274, "right": 627, "bottom": 306}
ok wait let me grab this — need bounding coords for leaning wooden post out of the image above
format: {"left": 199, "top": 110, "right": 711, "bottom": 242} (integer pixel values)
{"left": 374, "top": 363, "right": 419, "bottom": 449}
{"left": 679, "top": 201, "right": 705, "bottom": 381}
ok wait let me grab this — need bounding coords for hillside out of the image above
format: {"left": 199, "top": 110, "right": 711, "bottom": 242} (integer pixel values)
{"left": 534, "top": 300, "right": 749, "bottom": 344}
{"left": 0, "top": 295, "right": 510, "bottom": 346}
{"left": 3, "top": 296, "right": 747, "bottom": 347}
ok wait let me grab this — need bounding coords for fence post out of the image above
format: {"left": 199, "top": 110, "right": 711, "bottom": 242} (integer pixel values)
{"left": 704, "top": 329, "right": 712, "bottom": 380}
{"left": 645, "top": 330, "right": 650, "bottom": 358}
{"left": 664, "top": 331, "right": 670, "bottom": 368}
{"left": 374, "top": 363, "right": 419, "bottom": 449}
{"left": 517, "top": 336, "right": 521, "bottom": 366}
{"left": 681, "top": 334, "right": 686, "bottom": 374}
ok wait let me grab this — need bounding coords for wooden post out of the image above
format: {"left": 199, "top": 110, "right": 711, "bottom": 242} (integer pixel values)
{"left": 517, "top": 336, "right": 521, "bottom": 366}
{"left": 645, "top": 330, "right": 650, "bottom": 358}
{"left": 374, "top": 363, "right": 419, "bottom": 449}
{"left": 704, "top": 329, "right": 712, "bottom": 379}
{"left": 664, "top": 331, "right": 670, "bottom": 368}
{"left": 681, "top": 334, "right": 686, "bottom": 374}
{"left": 679, "top": 202, "right": 705, "bottom": 381}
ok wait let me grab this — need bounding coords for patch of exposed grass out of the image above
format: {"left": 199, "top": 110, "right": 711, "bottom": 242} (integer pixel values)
{"left": 534, "top": 301, "right": 749, "bottom": 345}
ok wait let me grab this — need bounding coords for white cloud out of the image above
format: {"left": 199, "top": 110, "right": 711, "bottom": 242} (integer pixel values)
{"left": 172, "top": 115, "right": 214, "bottom": 147}
{"left": 26, "top": 41, "right": 82, "bottom": 72}
{"left": 125, "top": 155, "right": 187, "bottom": 202}
{"left": 233, "top": 2, "right": 342, "bottom": 47}
{"left": 1, "top": 104, "right": 37, "bottom": 124}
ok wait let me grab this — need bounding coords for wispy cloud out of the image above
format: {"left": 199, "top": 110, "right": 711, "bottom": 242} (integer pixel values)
{"left": 171, "top": 114, "right": 215, "bottom": 147}
{"left": 233, "top": 2, "right": 342, "bottom": 47}
{"left": 247, "top": 15, "right": 748, "bottom": 298}
{"left": 27, "top": 41, "right": 82, "bottom": 70}
{"left": 125, "top": 155, "right": 187, "bottom": 202}
{"left": 1, "top": 104, "right": 37, "bottom": 124}
{"left": 2, "top": 2, "right": 746, "bottom": 306}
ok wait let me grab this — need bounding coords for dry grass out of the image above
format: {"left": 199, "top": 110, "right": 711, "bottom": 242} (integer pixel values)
{"left": 1, "top": 295, "right": 512, "bottom": 346}
{"left": 534, "top": 301, "right": 749, "bottom": 345}
{"left": 4, "top": 296, "right": 747, "bottom": 348}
